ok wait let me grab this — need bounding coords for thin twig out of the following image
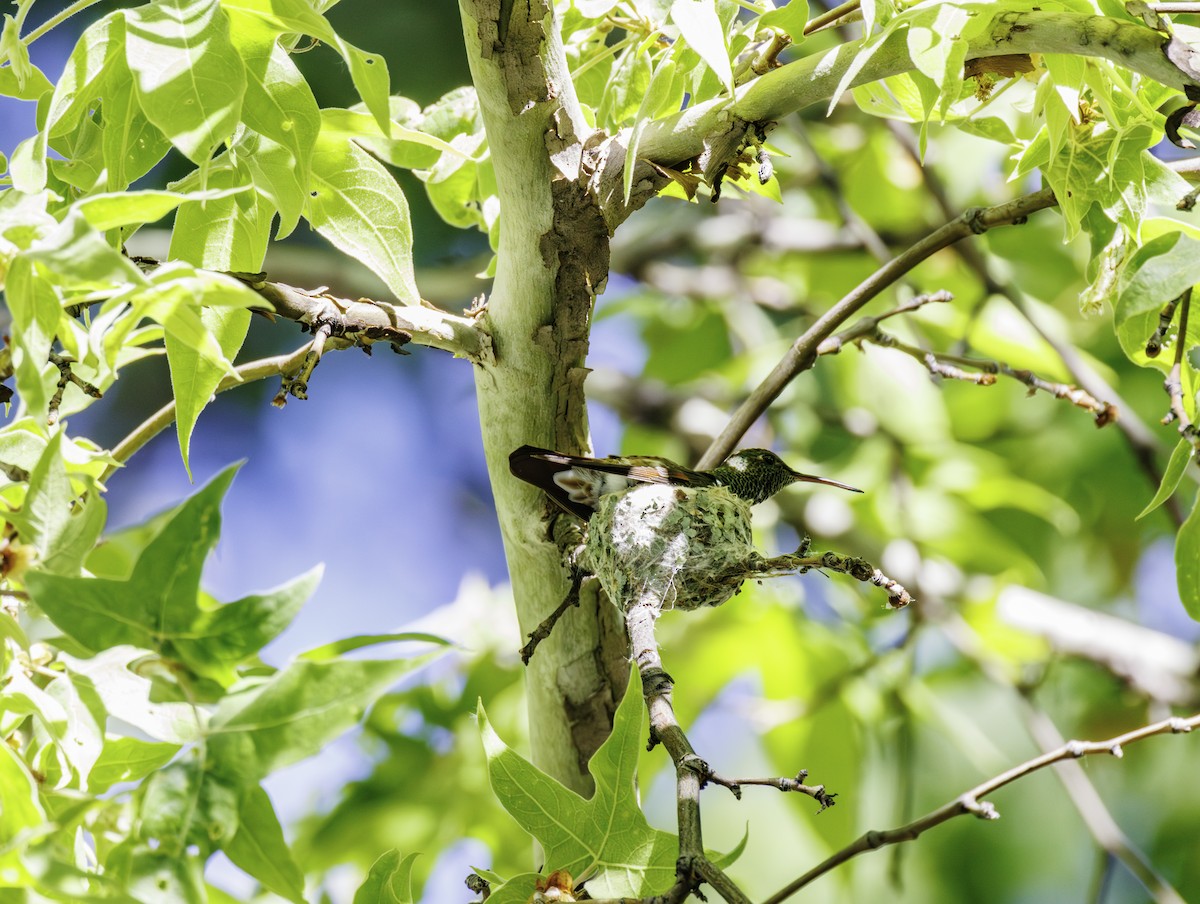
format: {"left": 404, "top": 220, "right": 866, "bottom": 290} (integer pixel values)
{"left": 802, "top": 0, "right": 862, "bottom": 35}
{"left": 816, "top": 290, "right": 955, "bottom": 355}
{"left": 886, "top": 121, "right": 1183, "bottom": 525}
{"left": 701, "top": 768, "right": 838, "bottom": 810}
{"left": 274, "top": 324, "right": 332, "bottom": 406}
{"left": 1020, "top": 701, "right": 1188, "bottom": 903}
{"left": 520, "top": 568, "right": 585, "bottom": 664}
{"left": 743, "top": 545, "right": 915, "bottom": 608}
{"left": 698, "top": 188, "right": 1058, "bottom": 469}
{"left": 46, "top": 354, "right": 103, "bottom": 426}
{"left": 101, "top": 347, "right": 312, "bottom": 483}
{"left": 935, "top": 607, "right": 1190, "bottom": 903}
{"left": 762, "top": 713, "right": 1200, "bottom": 903}
{"left": 857, "top": 329, "right": 1117, "bottom": 425}
{"left": 127, "top": 257, "right": 489, "bottom": 362}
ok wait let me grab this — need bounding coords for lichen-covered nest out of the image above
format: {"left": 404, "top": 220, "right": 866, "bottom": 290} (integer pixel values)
{"left": 582, "top": 483, "right": 762, "bottom": 612}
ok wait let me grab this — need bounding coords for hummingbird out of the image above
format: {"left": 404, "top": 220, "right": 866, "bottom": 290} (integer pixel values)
{"left": 509, "top": 445, "right": 862, "bottom": 520}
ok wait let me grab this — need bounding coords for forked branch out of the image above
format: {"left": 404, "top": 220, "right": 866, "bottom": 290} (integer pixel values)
{"left": 698, "top": 189, "right": 1058, "bottom": 468}
{"left": 762, "top": 713, "right": 1200, "bottom": 903}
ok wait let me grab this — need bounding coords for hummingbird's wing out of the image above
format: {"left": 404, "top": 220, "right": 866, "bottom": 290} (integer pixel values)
{"left": 509, "top": 445, "right": 709, "bottom": 519}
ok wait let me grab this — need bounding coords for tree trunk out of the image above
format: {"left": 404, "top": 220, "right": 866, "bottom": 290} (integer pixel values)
{"left": 459, "top": 0, "right": 628, "bottom": 795}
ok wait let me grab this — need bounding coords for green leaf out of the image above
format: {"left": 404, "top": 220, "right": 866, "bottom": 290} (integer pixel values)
{"left": 20, "top": 430, "right": 71, "bottom": 558}
{"left": 124, "top": 0, "right": 247, "bottom": 165}
{"left": 758, "top": 0, "right": 809, "bottom": 41}
{"left": 1138, "top": 439, "right": 1195, "bottom": 520}
{"left": 225, "top": 0, "right": 391, "bottom": 132}
{"left": 23, "top": 209, "right": 147, "bottom": 290}
{"left": 0, "top": 55, "right": 51, "bottom": 101}
{"left": 306, "top": 133, "right": 420, "bottom": 304}
{"left": 670, "top": 0, "right": 733, "bottom": 94}
{"left": 480, "top": 665, "right": 677, "bottom": 899}
{"left": 37, "top": 669, "right": 106, "bottom": 790}
{"left": 239, "top": 130, "right": 309, "bottom": 239}
{"left": 74, "top": 186, "right": 249, "bottom": 232}
{"left": 353, "top": 850, "right": 418, "bottom": 904}
{"left": 141, "top": 756, "right": 240, "bottom": 854}
{"left": 24, "top": 465, "right": 240, "bottom": 655}
{"left": 207, "top": 654, "right": 437, "bottom": 786}
{"left": 906, "top": 3, "right": 970, "bottom": 117}
{"left": 46, "top": 12, "right": 123, "bottom": 139}
{"left": 126, "top": 847, "right": 206, "bottom": 904}
{"left": 100, "top": 56, "right": 173, "bottom": 191}
{"left": 168, "top": 166, "right": 272, "bottom": 270}
{"left": 599, "top": 36, "right": 653, "bottom": 127}
{"left": 0, "top": 420, "right": 48, "bottom": 477}
{"left": 62, "top": 648, "right": 205, "bottom": 744}
{"left": 1, "top": 14, "right": 33, "bottom": 90}
{"left": 1115, "top": 231, "right": 1200, "bottom": 368}
{"left": 319, "top": 107, "right": 466, "bottom": 170}
{"left": 625, "top": 56, "right": 679, "bottom": 203}
{"left": 227, "top": 9, "right": 320, "bottom": 237}
{"left": 1176, "top": 488, "right": 1200, "bottom": 620}
{"left": 4, "top": 256, "right": 62, "bottom": 419}
{"left": 20, "top": 431, "right": 106, "bottom": 576}
{"left": 172, "top": 566, "right": 322, "bottom": 683}
{"left": 89, "top": 737, "right": 182, "bottom": 794}
{"left": 225, "top": 786, "right": 306, "bottom": 904}
{"left": 11, "top": 9, "right": 125, "bottom": 191}
{"left": 0, "top": 742, "right": 44, "bottom": 885}
{"left": 166, "top": 305, "right": 251, "bottom": 478}
{"left": 299, "top": 631, "right": 450, "bottom": 662}
{"left": 131, "top": 262, "right": 262, "bottom": 384}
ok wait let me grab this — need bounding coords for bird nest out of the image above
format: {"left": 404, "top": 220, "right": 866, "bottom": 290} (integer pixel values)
{"left": 581, "top": 483, "right": 764, "bottom": 612}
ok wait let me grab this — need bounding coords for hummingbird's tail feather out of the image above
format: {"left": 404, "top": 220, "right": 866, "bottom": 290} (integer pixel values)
{"left": 509, "top": 446, "right": 598, "bottom": 519}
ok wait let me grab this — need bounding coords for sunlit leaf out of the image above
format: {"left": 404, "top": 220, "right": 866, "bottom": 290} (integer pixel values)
{"left": 1176, "top": 488, "right": 1200, "bottom": 621}
{"left": 224, "top": 785, "right": 306, "bottom": 904}
{"left": 670, "top": 0, "right": 733, "bottom": 94}
{"left": 480, "top": 667, "right": 677, "bottom": 899}
{"left": 353, "top": 850, "right": 418, "bottom": 904}
{"left": 305, "top": 132, "right": 419, "bottom": 304}
{"left": 124, "top": 0, "right": 246, "bottom": 165}
{"left": 207, "top": 653, "right": 439, "bottom": 786}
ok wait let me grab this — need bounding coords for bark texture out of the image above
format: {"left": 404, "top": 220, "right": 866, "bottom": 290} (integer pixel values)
{"left": 460, "top": 0, "right": 628, "bottom": 794}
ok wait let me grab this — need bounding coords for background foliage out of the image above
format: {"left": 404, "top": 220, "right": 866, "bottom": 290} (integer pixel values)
{"left": 1, "top": 0, "right": 1199, "bottom": 902}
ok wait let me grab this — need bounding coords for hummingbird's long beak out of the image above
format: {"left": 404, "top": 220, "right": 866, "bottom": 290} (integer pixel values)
{"left": 789, "top": 470, "right": 863, "bottom": 493}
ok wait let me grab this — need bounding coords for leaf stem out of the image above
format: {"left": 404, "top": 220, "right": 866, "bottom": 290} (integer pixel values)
{"left": 22, "top": 0, "right": 104, "bottom": 48}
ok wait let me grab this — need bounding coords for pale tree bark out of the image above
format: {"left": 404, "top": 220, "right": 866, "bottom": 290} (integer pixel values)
{"left": 459, "top": 0, "right": 628, "bottom": 795}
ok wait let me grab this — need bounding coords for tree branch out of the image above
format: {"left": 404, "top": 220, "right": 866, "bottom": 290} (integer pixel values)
{"left": 935, "top": 603, "right": 1191, "bottom": 902}
{"left": 884, "top": 120, "right": 1184, "bottom": 525}
{"left": 625, "top": 599, "right": 753, "bottom": 904}
{"left": 834, "top": 326, "right": 1117, "bottom": 425}
{"left": 1020, "top": 701, "right": 1188, "bottom": 903}
{"left": 595, "top": 11, "right": 1200, "bottom": 225}
{"left": 242, "top": 274, "right": 490, "bottom": 362}
{"left": 100, "top": 346, "right": 313, "bottom": 483}
{"left": 697, "top": 189, "right": 1058, "bottom": 469}
{"left": 762, "top": 713, "right": 1200, "bottom": 903}
{"left": 133, "top": 258, "right": 490, "bottom": 362}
